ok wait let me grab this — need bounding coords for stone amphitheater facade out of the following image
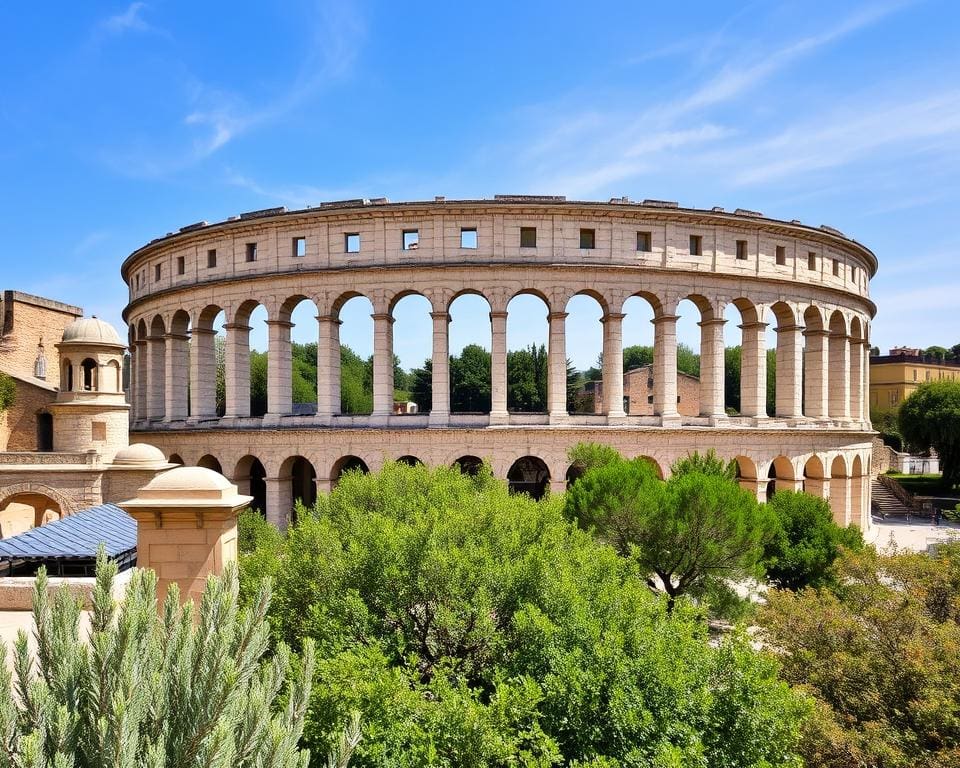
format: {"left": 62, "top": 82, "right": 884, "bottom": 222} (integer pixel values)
{"left": 122, "top": 196, "right": 877, "bottom": 528}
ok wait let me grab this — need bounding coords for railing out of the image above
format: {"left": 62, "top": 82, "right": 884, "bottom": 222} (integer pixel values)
{"left": 878, "top": 473, "right": 921, "bottom": 511}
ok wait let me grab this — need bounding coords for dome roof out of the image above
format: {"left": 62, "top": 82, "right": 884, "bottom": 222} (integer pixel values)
{"left": 143, "top": 466, "right": 233, "bottom": 493}
{"left": 112, "top": 443, "right": 167, "bottom": 466}
{"left": 61, "top": 316, "right": 122, "bottom": 346}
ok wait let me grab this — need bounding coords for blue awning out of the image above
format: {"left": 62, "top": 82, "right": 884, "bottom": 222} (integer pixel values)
{"left": 0, "top": 503, "right": 136, "bottom": 562}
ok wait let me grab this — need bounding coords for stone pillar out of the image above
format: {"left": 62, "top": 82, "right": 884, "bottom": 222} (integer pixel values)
{"left": 265, "top": 319, "right": 294, "bottom": 420}
{"left": 829, "top": 332, "right": 851, "bottom": 421}
{"left": 861, "top": 342, "right": 871, "bottom": 425}
{"left": 263, "top": 476, "right": 288, "bottom": 529}
{"left": 849, "top": 337, "right": 863, "bottom": 426}
{"left": 146, "top": 334, "right": 165, "bottom": 421}
{"left": 134, "top": 340, "right": 148, "bottom": 424}
{"left": 601, "top": 312, "right": 626, "bottom": 419}
{"left": 189, "top": 327, "right": 217, "bottom": 421}
{"left": 775, "top": 324, "right": 803, "bottom": 419}
{"left": 120, "top": 466, "right": 251, "bottom": 606}
{"left": 803, "top": 477, "right": 829, "bottom": 501}
{"left": 548, "top": 312, "right": 568, "bottom": 422}
{"left": 652, "top": 314, "right": 679, "bottom": 422}
{"left": 163, "top": 332, "right": 190, "bottom": 422}
{"left": 490, "top": 311, "right": 508, "bottom": 424}
{"left": 698, "top": 318, "right": 726, "bottom": 419}
{"left": 429, "top": 311, "right": 450, "bottom": 427}
{"left": 223, "top": 323, "right": 252, "bottom": 419}
{"left": 803, "top": 329, "right": 829, "bottom": 420}
{"left": 739, "top": 321, "right": 767, "bottom": 419}
{"left": 316, "top": 315, "right": 341, "bottom": 424}
{"left": 371, "top": 313, "right": 395, "bottom": 420}
{"left": 829, "top": 475, "right": 851, "bottom": 526}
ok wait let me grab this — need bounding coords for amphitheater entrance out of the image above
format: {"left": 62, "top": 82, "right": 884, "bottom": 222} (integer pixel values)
{"left": 507, "top": 456, "right": 550, "bottom": 500}
{"left": 235, "top": 456, "right": 267, "bottom": 516}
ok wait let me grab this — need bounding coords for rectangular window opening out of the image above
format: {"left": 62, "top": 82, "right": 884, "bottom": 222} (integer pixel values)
{"left": 689, "top": 235, "right": 702, "bottom": 256}
{"left": 807, "top": 251, "right": 817, "bottom": 271}
{"left": 735, "top": 239, "right": 748, "bottom": 260}
{"left": 245, "top": 242, "right": 257, "bottom": 262}
{"left": 460, "top": 227, "right": 478, "bottom": 249}
{"left": 207, "top": 249, "right": 217, "bottom": 268}
{"left": 176, "top": 256, "right": 185, "bottom": 275}
{"left": 402, "top": 229, "right": 419, "bottom": 250}
{"left": 293, "top": 236, "right": 306, "bottom": 258}
{"left": 580, "top": 228, "right": 596, "bottom": 249}
{"left": 775, "top": 245, "right": 786, "bottom": 265}
{"left": 154, "top": 264, "right": 161, "bottom": 281}
{"left": 637, "top": 231, "right": 652, "bottom": 252}
{"left": 520, "top": 227, "right": 537, "bottom": 248}
{"left": 832, "top": 258, "right": 840, "bottom": 277}
{"left": 345, "top": 233, "right": 360, "bottom": 253}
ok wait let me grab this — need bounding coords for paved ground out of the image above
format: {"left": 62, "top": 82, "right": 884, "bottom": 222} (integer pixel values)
{"left": 867, "top": 514, "right": 960, "bottom": 552}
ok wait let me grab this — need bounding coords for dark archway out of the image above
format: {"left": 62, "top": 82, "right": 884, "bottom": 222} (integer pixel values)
{"left": 507, "top": 456, "right": 550, "bottom": 500}
{"left": 235, "top": 456, "right": 267, "bottom": 515}
{"left": 290, "top": 456, "right": 317, "bottom": 511}
{"left": 81, "top": 358, "right": 97, "bottom": 391}
{"left": 36, "top": 412, "right": 53, "bottom": 452}
{"left": 331, "top": 455, "right": 369, "bottom": 486}
{"left": 396, "top": 455, "right": 423, "bottom": 467}
{"left": 168, "top": 453, "right": 185, "bottom": 466}
{"left": 453, "top": 455, "right": 484, "bottom": 477}
{"left": 197, "top": 454, "right": 223, "bottom": 474}
{"left": 566, "top": 463, "right": 585, "bottom": 488}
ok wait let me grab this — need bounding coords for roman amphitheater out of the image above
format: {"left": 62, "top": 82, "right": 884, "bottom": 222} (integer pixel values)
{"left": 121, "top": 196, "right": 876, "bottom": 528}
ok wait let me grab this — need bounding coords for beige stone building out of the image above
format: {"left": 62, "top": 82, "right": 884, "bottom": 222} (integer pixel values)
{"left": 120, "top": 196, "right": 877, "bottom": 528}
{"left": 586, "top": 364, "right": 700, "bottom": 416}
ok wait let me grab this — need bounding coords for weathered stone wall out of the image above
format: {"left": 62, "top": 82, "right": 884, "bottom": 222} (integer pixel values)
{"left": 0, "top": 377, "right": 56, "bottom": 452}
{"left": 0, "top": 291, "right": 81, "bottom": 380}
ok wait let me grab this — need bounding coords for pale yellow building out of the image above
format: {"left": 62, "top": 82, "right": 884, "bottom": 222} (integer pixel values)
{"left": 869, "top": 347, "right": 960, "bottom": 414}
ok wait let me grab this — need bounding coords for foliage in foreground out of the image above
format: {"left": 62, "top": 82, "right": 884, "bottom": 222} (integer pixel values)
{"left": 0, "top": 372, "right": 14, "bottom": 413}
{"left": 0, "top": 552, "right": 321, "bottom": 768}
{"left": 760, "top": 544, "right": 960, "bottom": 767}
{"left": 241, "top": 461, "right": 807, "bottom": 767}
{"left": 899, "top": 379, "right": 960, "bottom": 489}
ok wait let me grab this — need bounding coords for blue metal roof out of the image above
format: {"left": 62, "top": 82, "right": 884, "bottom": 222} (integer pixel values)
{"left": 0, "top": 504, "right": 136, "bottom": 561}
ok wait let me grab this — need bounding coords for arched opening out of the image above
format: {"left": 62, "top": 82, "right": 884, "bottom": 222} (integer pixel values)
{"left": 80, "top": 358, "right": 97, "bottom": 391}
{"left": 168, "top": 310, "right": 191, "bottom": 420}
{"left": 506, "top": 292, "right": 549, "bottom": 413}
{"left": 507, "top": 456, "right": 550, "bottom": 500}
{"left": 767, "top": 456, "right": 796, "bottom": 501}
{"left": 168, "top": 453, "right": 184, "bottom": 466}
{"left": 235, "top": 303, "right": 270, "bottom": 418}
{"left": 802, "top": 306, "right": 826, "bottom": 419}
{"left": 61, "top": 357, "right": 74, "bottom": 392}
{"left": 391, "top": 293, "right": 431, "bottom": 414}
{"left": 335, "top": 295, "right": 374, "bottom": 415}
{"left": 735, "top": 456, "right": 759, "bottom": 498}
{"left": 802, "top": 455, "right": 827, "bottom": 499}
{"left": 769, "top": 302, "right": 801, "bottom": 419}
{"left": 147, "top": 315, "right": 167, "bottom": 421}
{"left": 830, "top": 455, "right": 850, "bottom": 526}
{"left": 197, "top": 454, "right": 223, "bottom": 474}
{"left": 135, "top": 319, "right": 148, "bottom": 420}
{"left": 396, "top": 455, "right": 422, "bottom": 466}
{"left": 620, "top": 294, "right": 657, "bottom": 415}
{"left": 331, "top": 455, "right": 369, "bottom": 486}
{"left": 282, "top": 456, "right": 317, "bottom": 519}
{"left": 723, "top": 299, "right": 768, "bottom": 417}
{"left": 676, "top": 296, "right": 708, "bottom": 417}
{"left": 447, "top": 293, "right": 492, "bottom": 414}
{"left": 637, "top": 455, "right": 664, "bottom": 480}
{"left": 35, "top": 412, "right": 53, "bottom": 452}
{"left": 828, "top": 311, "right": 849, "bottom": 421}
{"left": 106, "top": 360, "right": 122, "bottom": 393}
{"left": 851, "top": 455, "right": 866, "bottom": 529}
{"left": 453, "top": 455, "right": 484, "bottom": 476}
{"left": 282, "top": 296, "right": 321, "bottom": 417}
{"left": 564, "top": 293, "right": 605, "bottom": 414}
{"left": 195, "top": 305, "right": 226, "bottom": 419}
{"left": 0, "top": 493, "right": 62, "bottom": 539}
{"left": 565, "top": 463, "right": 586, "bottom": 488}
{"left": 234, "top": 456, "right": 267, "bottom": 516}
{"left": 849, "top": 316, "right": 864, "bottom": 423}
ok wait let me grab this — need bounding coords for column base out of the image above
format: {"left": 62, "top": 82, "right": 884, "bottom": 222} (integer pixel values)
{"left": 749, "top": 416, "right": 771, "bottom": 427}
{"left": 489, "top": 411, "right": 509, "bottom": 425}
{"left": 706, "top": 414, "right": 729, "bottom": 427}
{"left": 606, "top": 413, "right": 628, "bottom": 425}
{"left": 549, "top": 411, "right": 570, "bottom": 425}
{"left": 659, "top": 414, "right": 682, "bottom": 428}
{"left": 262, "top": 413, "right": 284, "bottom": 427}
{"left": 369, "top": 412, "right": 391, "bottom": 427}
{"left": 428, "top": 412, "right": 450, "bottom": 428}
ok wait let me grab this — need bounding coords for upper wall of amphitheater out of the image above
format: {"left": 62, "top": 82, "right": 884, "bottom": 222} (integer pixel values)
{"left": 121, "top": 197, "right": 877, "bottom": 327}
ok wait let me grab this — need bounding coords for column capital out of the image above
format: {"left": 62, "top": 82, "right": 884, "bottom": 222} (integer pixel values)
{"left": 429, "top": 311, "right": 450, "bottom": 321}
{"left": 600, "top": 312, "right": 626, "bottom": 323}
{"left": 775, "top": 324, "right": 804, "bottom": 333}
{"left": 697, "top": 318, "right": 727, "bottom": 328}
{"left": 316, "top": 314, "right": 343, "bottom": 326}
{"left": 651, "top": 314, "right": 679, "bottom": 325}
{"left": 145, "top": 334, "right": 165, "bottom": 343}
{"left": 223, "top": 323, "right": 253, "bottom": 332}
{"left": 265, "top": 319, "right": 295, "bottom": 329}
{"left": 802, "top": 328, "right": 831, "bottom": 338}
{"left": 164, "top": 332, "right": 190, "bottom": 341}
{"left": 738, "top": 321, "right": 768, "bottom": 331}
{"left": 547, "top": 312, "right": 569, "bottom": 321}
{"left": 489, "top": 311, "right": 508, "bottom": 320}
{"left": 190, "top": 327, "right": 217, "bottom": 337}
{"left": 370, "top": 313, "right": 395, "bottom": 324}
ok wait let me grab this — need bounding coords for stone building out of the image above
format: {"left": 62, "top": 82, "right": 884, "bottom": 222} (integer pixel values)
{"left": 585, "top": 364, "right": 700, "bottom": 416}
{"left": 869, "top": 348, "right": 960, "bottom": 414}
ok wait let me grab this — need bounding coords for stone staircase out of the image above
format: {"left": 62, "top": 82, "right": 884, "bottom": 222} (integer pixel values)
{"left": 872, "top": 478, "right": 913, "bottom": 518}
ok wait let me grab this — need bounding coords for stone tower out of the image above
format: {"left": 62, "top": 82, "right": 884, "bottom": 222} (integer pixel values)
{"left": 50, "top": 317, "right": 129, "bottom": 462}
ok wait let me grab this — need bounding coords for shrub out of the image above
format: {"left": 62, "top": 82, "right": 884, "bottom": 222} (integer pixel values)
{"left": 0, "top": 372, "right": 14, "bottom": 412}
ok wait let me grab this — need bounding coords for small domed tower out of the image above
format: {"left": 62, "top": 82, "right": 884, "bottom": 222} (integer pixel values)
{"left": 50, "top": 317, "right": 130, "bottom": 462}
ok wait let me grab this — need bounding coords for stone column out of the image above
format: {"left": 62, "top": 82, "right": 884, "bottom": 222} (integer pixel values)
{"left": 775, "top": 324, "right": 803, "bottom": 419}
{"left": 316, "top": 315, "right": 341, "bottom": 424}
{"left": 803, "top": 329, "right": 829, "bottom": 419}
{"left": 120, "top": 466, "right": 251, "bottom": 606}
{"left": 163, "top": 332, "right": 190, "bottom": 422}
{"left": 804, "top": 476, "right": 829, "bottom": 501}
{"left": 548, "top": 312, "right": 568, "bottom": 422}
{"left": 223, "top": 323, "right": 252, "bottom": 419}
{"left": 861, "top": 342, "right": 871, "bottom": 424}
{"left": 371, "top": 313, "right": 395, "bottom": 420}
{"left": 146, "top": 334, "right": 165, "bottom": 421}
{"left": 490, "top": 311, "right": 508, "bottom": 424}
{"left": 429, "top": 311, "right": 450, "bottom": 427}
{"left": 189, "top": 327, "right": 217, "bottom": 421}
{"left": 739, "top": 321, "right": 768, "bottom": 419}
{"left": 829, "top": 475, "right": 851, "bottom": 526}
{"left": 134, "top": 339, "right": 148, "bottom": 424}
{"left": 601, "top": 312, "right": 626, "bottom": 419}
{"left": 849, "top": 337, "right": 863, "bottom": 426}
{"left": 265, "top": 319, "right": 294, "bottom": 420}
{"left": 263, "top": 476, "right": 288, "bottom": 529}
{"left": 829, "top": 332, "right": 851, "bottom": 421}
{"left": 698, "top": 318, "right": 726, "bottom": 419}
{"left": 652, "top": 314, "right": 679, "bottom": 422}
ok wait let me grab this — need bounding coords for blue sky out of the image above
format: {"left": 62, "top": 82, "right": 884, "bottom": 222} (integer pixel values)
{"left": 2, "top": 1, "right": 959, "bottom": 371}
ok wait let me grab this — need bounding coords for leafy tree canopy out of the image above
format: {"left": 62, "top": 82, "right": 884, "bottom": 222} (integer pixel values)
{"left": 0, "top": 372, "right": 14, "bottom": 412}
{"left": 898, "top": 380, "right": 960, "bottom": 488}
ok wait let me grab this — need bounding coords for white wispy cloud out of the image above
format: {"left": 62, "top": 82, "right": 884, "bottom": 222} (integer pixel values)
{"left": 100, "top": 2, "right": 150, "bottom": 35}
{"left": 224, "top": 170, "right": 358, "bottom": 208}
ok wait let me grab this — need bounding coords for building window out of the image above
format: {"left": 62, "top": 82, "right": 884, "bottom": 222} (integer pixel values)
{"left": 245, "top": 243, "right": 257, "bottom": 262}
{"left": 736, "top": 240, "right": 748, "bottom": 260}
{"left": 776, "top": 245, "right": 786, "bottom": 265}
{"left": 402, "top": 229, "right": 419, "bottom": 250}
{"left": 460, "top": 227, "right": 478, "bottom": 249}
{"left": 647, "top": 395, "right": 654, "bottom": 404}
{"left": 851, "top": 265, "right": 858, "bottom": 281}
{"left": 154, "top": 264, "right": 161, "bottom": 282}
{"left": 345, "top": 233, "right": 360, "bottom": 253}
{"left": 832, "top": 258, "right": 840, "bottom": 277}
{"left": 207, "top": 249, "right": 217, "bottom": 268}
{"left": 520, "top": 227, "right": 537, "bottom": 248}
{"left": 926, "top": 371, "right": 931, "bottom": 381}
{"left": 176, "top": 256, "right": 185, "bottom": 275}
{"left": 91, "top": 421, "right": 106, "bottom": 441}
{"left": 913, "top": 369, "right": 917, "bottom": 381}
{"left": 580, "top": 228, "right": 596, "bottom": 249}
{"left": 689, "top": 235, "right": 702, "bottom": 256}
{"left": 807, "top": 251, "right": 817, "bottom": 271}
{"left": 293, "top": 236, "right": 306, "bottom": 257}
{"left": 637, "top": 231, "right": 652, "bottom": 252}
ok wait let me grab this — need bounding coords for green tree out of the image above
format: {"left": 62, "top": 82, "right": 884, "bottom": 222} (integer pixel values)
{"left": 761, "top": 490, "right": 863, "bottom": 590}
{"left": 760, "top": 545, "right": 960, "bottom": 767}
{"left": 340, "top": 345, "right": 373, "bottom": 415}
{"left": 0, "top": 553, "right": 335, "bottom": 767}
{"left": 676, "top": 342, "right": 701, "bottom": 377}
{"left": 0, "top": 372, "right": 14, "bottom": 412}
{"left": 898, "top": 380, "right": 960, "bottom": 489}
{"left": 250, "top": 350, "right": 268, "bottom": 417}
{"left": 507, "top": 343, "right": 547, "bottom": 411}
{"left": 566, "top": 442, "right": 622, "bottom": 475}
{"left": 725, "top": 346, "right": 742, "bottom": 412}
{"left": 292, "top": 342, "right": 319, "bottom": 405}
{"left": 451, "top": 343, "right": 491, "bottom": 412}
{"left": 408, "top": 359, "right": 432, "bottom": 413}
{"left": 925, "top": 345, "right": 949, "bottom": 362}
{"left": 671, "top": 449, "right": 736, "bottom": 479}
{"left": 622, "top": 344, "right": 654, "bottom": 371}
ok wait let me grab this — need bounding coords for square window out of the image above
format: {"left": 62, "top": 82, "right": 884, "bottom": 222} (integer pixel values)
{"left": 207, "top": 249, "right": 217, "bottom": 268}
{"left": 775, "top": 245, "right": 786, "bottom": 265}
{"left": 345, "top": 233, "right": 360, "bottom": 253}
{"left": 520, "top": 226, "right": 537, "bottom": 247}
{"left": 579, "top": 228, "right": 596, "bottom": 249}
{"left": 293, "top": 236, "right": 306, "bottom": 258}
{"left": 176, "top": 256, "right": 185, "bottom": 275}
{"left": 402, "top": 229, "right": 419, "bottom": 250}
{"left": 647, "top": 395, "right": 654, "bottom": 404}
{"left": 832, "top": 258, "right": 840, "bottom": 277}
{"left": 154, "top": 264, "right": 161, "bottom": 281}
{"left": 689, "top": 235, "right": 702, "bottom": 256}
{"left": 736, "top": 239, "right": 748, "bottom": 260}
{"left": 91, "top": 421, "right": 106, "bottom": 441}
{"left": 637, "top": 231, "right": 652, "bottom": 252}
{"left": 851, "top": 265, "right": 858, "bottom": 281}
{"left": 245, "top": 242, "right": 257, "bottom": 262}
{"left": 460, "top": 227, "right": 478, "bottom": 249}
{"left": 807, "top": 251, "right": 817, "bottom": 271}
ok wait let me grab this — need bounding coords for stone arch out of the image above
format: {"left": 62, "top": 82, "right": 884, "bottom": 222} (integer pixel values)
{"left": 280, "top": 455, "right": 317, "bottom": 518}
{"left": 724, "top": 297, "right": 766, "bottom": 417}
{"left": 830, "top": 454, "right": 851, "bottom": 526}
{"left": 453, "top": 455, "right": 484, "bottom": 476}
{"left": 396, "top": 455, "right": 423, "bottom": 466}
{"left": 331, "top": 455, "right": 369, "bottom": 486}
{"left": 766, "top": 455, "right": 798, "bottom": 501}
{"left": 168, "top": 453, "right": 184, "bottom": 465}
{"left": 734, "top": 455, "right": 760, "bottom": 499}
{"left": 168, "top": 309, "right": 191, "bottom": 420}
{"left": 0, "top": 483, "right": 76, "bottom": 532}
{"left": 80, "top": 357, "right": 98, "bottom": 391}
{"left": 507, "top": 455, "right": 550, "bottom": 500}
{"left": 637, "top": 455, "right": 664, "bottom": 480}
{"left": 197, "top": 454, "right": 223, "bottom": 473}
{"left": 448, "top": 292, "right": 493, "bottom": 415}
{"left": 769, "top": 301, "right": 802, "bottom": 419}
{"left": 105, "top": 359, "right": 122, "bottom": 393}
{"left": 565, "top": 462, "right": 586, "bottom": 488}
{"left": 802, "top": 454, "right": 827, "bottom": 499}
{"left": 506, "top": 292, "right": 550, "bottom": 413}
{"left": 851, "top": 454, "right": 866, "bottom": 529}
{"left": 565, "top": 291, "right": 607, "bottom": 414}
{"left": 234, "top": 455, "right": 267, "bottom": 515}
